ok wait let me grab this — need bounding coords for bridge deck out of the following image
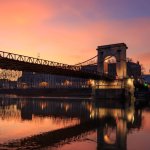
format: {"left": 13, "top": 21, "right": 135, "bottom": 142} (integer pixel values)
{"left": 0, "top": 51, "right": 114, "bottom": 80}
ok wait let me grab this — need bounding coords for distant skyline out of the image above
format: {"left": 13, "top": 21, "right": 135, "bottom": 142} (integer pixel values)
{"left": 0, "top": 0, "right": 149, "bottom": 73}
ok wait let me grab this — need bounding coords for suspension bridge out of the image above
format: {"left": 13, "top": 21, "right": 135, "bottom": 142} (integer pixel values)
{"left": 0, "top": 50, "right": 114, "bottom": 81}
{"left": 0, "top": 43, "right": 137, "bottom": 99}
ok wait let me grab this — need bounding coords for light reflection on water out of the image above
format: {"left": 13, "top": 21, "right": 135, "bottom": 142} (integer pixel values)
{"left": 0, "top": 95, "right": 150, "bottom": 150}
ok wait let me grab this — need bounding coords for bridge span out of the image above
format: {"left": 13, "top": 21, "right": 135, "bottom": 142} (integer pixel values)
{"left": 0, "top": 51, "right": 113, "bottom": 80}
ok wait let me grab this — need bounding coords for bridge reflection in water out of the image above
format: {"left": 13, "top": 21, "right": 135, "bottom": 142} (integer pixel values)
{"left": 0, "top": 96, "right": 142, "bottom": 150}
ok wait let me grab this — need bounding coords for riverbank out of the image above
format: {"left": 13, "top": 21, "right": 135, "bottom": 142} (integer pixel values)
{"left": 0, "top": 88, "right": 92, "bottom": 97}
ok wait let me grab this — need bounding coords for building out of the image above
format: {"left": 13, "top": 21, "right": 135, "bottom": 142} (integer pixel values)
{"left": 142, "top": 75, "right": 150, "bottom": 84}
{"left": 127, "top": 61, "right": 141, "bottom": 78}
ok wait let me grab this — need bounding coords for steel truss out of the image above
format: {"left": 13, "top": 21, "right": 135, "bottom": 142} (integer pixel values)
{"left": 0, "top": 51, "right": 113, "bottom": 80}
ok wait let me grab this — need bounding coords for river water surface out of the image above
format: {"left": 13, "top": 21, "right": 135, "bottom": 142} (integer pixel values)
{"left": 0, "top": 95, "right": 150, "bottom": 150}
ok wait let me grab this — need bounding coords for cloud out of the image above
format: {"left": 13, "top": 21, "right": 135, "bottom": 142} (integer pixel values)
{"left": 0, "top": 0, "right": 53, "bottom": 27}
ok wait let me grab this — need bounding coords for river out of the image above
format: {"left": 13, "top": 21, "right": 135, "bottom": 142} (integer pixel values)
{"left": 0, "top": 95, "right": 149, "bottom": 150}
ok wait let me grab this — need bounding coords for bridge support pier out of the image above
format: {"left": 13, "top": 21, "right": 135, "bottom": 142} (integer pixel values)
{"left": 92, "top": 78, "right": 135, "bottom": 100}
{"left": 91, "top": 80, "right": 97, "bottom": 98}
{"left": 92, "top": 80, "right": 125, "bottom": 99}
{"left": 124, "top": 78, "right": 135, "bottom": 102}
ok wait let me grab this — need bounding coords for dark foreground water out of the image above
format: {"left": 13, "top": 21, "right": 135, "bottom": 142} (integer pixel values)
{"left": 0, "top": 95, "right": 150, "bottom": 150}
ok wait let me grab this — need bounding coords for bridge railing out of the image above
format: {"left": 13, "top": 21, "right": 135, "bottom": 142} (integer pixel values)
{"left": 0, "top": 51, "right": 100, "bottom": 75}
{"left": 0, "top": 51, "right": 78, "bottom": 67}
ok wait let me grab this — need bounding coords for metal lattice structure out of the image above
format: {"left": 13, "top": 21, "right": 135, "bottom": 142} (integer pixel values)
{"left": 0, "top": 51, "right": 114, "bottom": 80}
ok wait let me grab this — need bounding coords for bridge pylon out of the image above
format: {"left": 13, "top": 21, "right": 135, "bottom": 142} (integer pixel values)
{"left": 97, "top": 43, "right": 128, "bottom": 79}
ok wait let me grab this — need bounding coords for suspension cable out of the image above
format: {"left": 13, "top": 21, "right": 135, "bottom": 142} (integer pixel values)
{"left": 75, "top": 55, "right": 98, "bottom": 66}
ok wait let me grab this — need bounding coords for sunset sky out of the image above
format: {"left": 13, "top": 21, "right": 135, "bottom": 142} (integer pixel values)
{"left": 0, "top": 0, "right": 149, "bottom": 73}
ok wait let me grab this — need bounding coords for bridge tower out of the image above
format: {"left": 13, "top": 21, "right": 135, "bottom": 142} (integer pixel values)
{"left": 97, "top": 43, "right": 127, "bottom": 79}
